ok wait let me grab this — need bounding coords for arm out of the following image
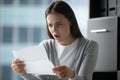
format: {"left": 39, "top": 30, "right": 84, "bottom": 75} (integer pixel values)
{"left": 69, "top": 41, "right": 98, "bottom": 80}
{"left": 21, "top": 74, "right": 42, "bottom": 80}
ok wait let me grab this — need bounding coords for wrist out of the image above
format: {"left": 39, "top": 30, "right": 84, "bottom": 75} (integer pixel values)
{"left": 70, "top": 70, "right": 75, "bottom": 78}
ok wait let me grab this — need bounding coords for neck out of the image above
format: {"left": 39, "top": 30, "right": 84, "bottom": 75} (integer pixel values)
{"left": 59, "top": 37, "right": 77, "bottom": 46}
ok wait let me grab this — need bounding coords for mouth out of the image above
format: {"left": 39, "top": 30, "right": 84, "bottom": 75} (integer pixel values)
{"left": 54, "top": 34, "right": 60, "bottom": 39}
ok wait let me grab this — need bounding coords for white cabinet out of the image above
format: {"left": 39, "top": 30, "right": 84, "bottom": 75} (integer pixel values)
{"left": 87, "top": 16, "right": 119, "bottom": 71}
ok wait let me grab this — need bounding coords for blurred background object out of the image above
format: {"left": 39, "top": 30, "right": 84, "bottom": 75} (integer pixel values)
{"left": 88, "top": 0, "right": 120, "bottom": 80}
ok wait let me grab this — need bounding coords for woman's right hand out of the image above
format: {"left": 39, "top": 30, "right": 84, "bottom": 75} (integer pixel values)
{"left": 11, "top": 59, "right": 26, "bottom": 75}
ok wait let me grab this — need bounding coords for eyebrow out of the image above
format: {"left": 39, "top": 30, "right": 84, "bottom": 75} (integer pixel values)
{"left": 55, "top": 21, "right": 62, "bottom": 24}
{"left": 47, "top": 21, "right": 63, "bottom": 25}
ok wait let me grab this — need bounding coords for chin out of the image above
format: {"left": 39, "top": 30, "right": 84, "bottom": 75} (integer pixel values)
{"left": 55, "top": 39, "right": 63, "bottom": 43}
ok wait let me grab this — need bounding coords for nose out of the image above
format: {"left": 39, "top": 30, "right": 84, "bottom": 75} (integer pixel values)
{"left": 52, "top": 26, "right": 58, "bottom": 32}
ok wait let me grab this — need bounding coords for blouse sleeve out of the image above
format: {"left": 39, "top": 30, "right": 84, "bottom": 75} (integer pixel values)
{"left": 21, "top": 74, "right": 42, "bottom": 80}
{"left": 21, "top": 74, "right": 63, "bottom": 80}
{"left": 69, "top": 40, "right": 98, "bottom": 80}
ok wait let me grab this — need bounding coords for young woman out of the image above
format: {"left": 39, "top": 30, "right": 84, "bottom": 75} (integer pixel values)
{"left": 11, "top": 1, "right": 98, "bottom": 80}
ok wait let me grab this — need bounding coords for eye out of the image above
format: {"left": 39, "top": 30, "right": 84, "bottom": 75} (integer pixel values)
{"left": 56, "top": 23, "right": 63, "bottom": 27}
{"left": 48, "top": 24, "right": 52, "bottom": 28}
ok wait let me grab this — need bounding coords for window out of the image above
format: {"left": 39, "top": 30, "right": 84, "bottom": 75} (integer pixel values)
{"left": 46, "top": 0, "right": 53, "bottom": 4}
{"left": 0, "top": 0, "right": 2, "bottom": 4}
{"left": 33, "top": 27, "right": 41, "bottom": 43}
{"left": 2, "top": 26, "right": 13, "bottom": 43}
{"left": 18, "top": 27, "right": 28, "bottom": 43}
{"left": 0, "top": 27, "right": 2, "bottom": 43}
{"left": 34, "top": 0, "right": 42, "bottom": 6}
{"left": 19, "top": 0, "right": 29, "bottom": 5}
{"left": 2, "top": 65, "right": 11, "bottom": 80}
{"left": 40, "top": 28, "right": 48, "bottom": 40}
{"left": 3, "top": 0, "right": 14, "bottom": 5}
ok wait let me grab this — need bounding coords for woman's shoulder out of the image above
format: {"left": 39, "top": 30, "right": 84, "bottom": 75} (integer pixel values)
{"left": 85, "top": 38, "right": 98, "bottom": 52}
{"left": 79, "top": 37, "right": 98, "bottom": 55}
{"left": 78, "top": 37, "right": 98, "bottom": 50}
{"left": 80, "top": 37, "right": 98, "bottom": 46}
{"left": 88, "top": 39, "right": 98, "bottom": 47}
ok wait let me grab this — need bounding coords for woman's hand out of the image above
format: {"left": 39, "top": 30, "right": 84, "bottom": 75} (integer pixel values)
{"left": 11, "top": 59, "right": 26, "bottom": 75}
{"left": 52, "top": 65, "right": 75, "bottom": 79}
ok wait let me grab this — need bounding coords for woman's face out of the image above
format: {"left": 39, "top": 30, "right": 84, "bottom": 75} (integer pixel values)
{"left": 47, "top": 13, "right": 73, "bottom": 45}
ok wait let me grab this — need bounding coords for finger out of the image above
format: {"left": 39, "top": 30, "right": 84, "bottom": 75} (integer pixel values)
{"left": 11, "top": 62, "right": 25, "bottom": 71}
{"left": 16, "top": 61, "right": 24, "bottom": 66}
{"left": 56, "top": 71, "right": 67, "bottom": 79}
{"left": 11, "top": 62, "right": 25, "bottom": 69}
{"left": 53, "top": 65, "right": 66, "bottom": 73}
{"left": 12, "top": 59, "right": 23, "bottom": 64}
{"left": 14, "top": 68, "right": 26, "bottom": 74}
{"left": 54, "top": 68, "right": 68, "bottom": 78}
{"left": 16, "top": 65, "right": 25, "bottom": 69}
{"left": 14, "top": 63, "right": 25, "bottom": 68}
{"left": 12, "top": 64, "right": 25, "bottom": 72}
{"left": 11, "top": 65, "right": 24, "bottom": 72}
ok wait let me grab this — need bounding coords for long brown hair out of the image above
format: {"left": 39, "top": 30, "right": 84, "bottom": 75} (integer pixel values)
{"left": 45, "top": 0, "right": 83, "bottom": 39}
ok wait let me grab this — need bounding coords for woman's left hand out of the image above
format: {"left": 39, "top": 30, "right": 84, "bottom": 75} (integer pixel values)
{"left": 52, "top": 65, "right": 75, "bottom": 79}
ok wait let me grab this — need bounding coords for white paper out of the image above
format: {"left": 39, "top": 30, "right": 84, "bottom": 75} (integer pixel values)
{"left": 12, "top": 45, "right": 55, "bottom": 75}
{"left": 24, "top": 60, "right": 54, "bottom": 75}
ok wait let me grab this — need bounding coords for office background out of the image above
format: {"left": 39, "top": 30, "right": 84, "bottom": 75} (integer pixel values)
{"left": 0, "top": 0, "right": 89, "bottom": 80}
